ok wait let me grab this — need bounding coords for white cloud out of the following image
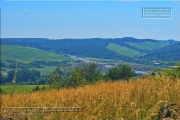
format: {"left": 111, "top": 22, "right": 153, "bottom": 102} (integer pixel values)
{"left": 23, "top": 9, "right": 28, "bottom": 12}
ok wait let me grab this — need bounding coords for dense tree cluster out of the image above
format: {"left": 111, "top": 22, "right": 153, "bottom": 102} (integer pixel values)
{"left": 49, "top": 63, "right": 134, "bottom": 88}
{"left": 106, "top": 65, "right": 134, "bottom": 81}
{"left": 0, "top": 60, "right": 71, "bottom": 85}
{"left": 49, "top": 63, "right": 102, "bottom": 88}
{"left": 1, "top": 60, "right": 70, "bottom": 69}
{"left": 1, "top": 69, "right": 48, "bottom": 84}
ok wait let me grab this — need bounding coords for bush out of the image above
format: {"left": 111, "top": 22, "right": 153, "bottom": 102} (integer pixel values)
{"left": 0, "top": 88, "right": 6, "bottom": 94}
{"left": 32, "top": 86, "right": 40, "bottom": 92}
{"left": 32, "top": 85, "right": 47, "bottom": 92}
{"left": 162, "top": 66, "right": 180, "bottom": 80}
{"left": 65, "top": 68, "right": 87, "bottom": 88}
{"left": 106, "top": 64, "right": 134, "bottom": 81}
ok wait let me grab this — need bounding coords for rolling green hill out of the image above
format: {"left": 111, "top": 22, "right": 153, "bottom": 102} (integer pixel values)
{"left": 140, "top": 43, "right": 180, "bottom": 61}
{"left": 1, "top": 45, "right": 73, "bottom": 63}
{"left": 106, "top": 43, "right": 141, "bottom": 57}
{"left": 1, "top": 38, "right": 179, "bottom": 62}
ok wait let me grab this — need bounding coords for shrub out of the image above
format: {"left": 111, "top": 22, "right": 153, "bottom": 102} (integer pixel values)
{"left": 0, "top": 88, "right": 6, "bottom": 94}
{"left": 106, "top": 64, "right": 134, "bottom": 81}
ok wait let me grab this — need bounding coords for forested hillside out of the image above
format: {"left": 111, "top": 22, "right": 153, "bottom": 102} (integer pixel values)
{"left": 2, "top": 37, "right": 178, "bottom": 62}
{"left": 140, "top": 43, "right": 180, "bottom": 61}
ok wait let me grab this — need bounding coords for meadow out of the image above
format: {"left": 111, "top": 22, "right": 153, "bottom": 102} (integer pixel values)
{"left": 85, "top": 57, "right": 120, "bottom": 62}
{"left": 1, "top": 85, "right": 49, "bottom": 94}
{"left": 1, "top": 45, "right": 73, "bottom": 63}
{"left": 126, "top": 42, "right": 168, "bottom": 50}
{"left": 1, "top": 76, "right": 180, "bottom": 119}
{"left": 107, "top": 43, "right": 140, "bottom": 57}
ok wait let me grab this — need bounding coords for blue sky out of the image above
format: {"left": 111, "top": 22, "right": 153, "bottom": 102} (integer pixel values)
{"left": 0, "top": 0, "right": 180, "bottom": 40}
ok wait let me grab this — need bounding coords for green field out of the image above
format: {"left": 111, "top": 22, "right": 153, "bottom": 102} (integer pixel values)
{"left": 126, "top": 42, "right": 169, "bottom": 50}
{"left": 28, "top": 66, "right": 57, "bottom": 75}
{"left": 1, "top": 85, "right": 49, "bottom": 94}
{"left": 106, "top": 43, "right": 141, "bottom": 57}
{"left": 85, "top": 57, "right": 120, "bottom": 62}
{"left": 1, "top": 45, "right": 73, "bottom": 63}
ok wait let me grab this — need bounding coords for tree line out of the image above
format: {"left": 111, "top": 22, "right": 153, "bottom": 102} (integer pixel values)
{"left": 0, "top": 69, "right": 48, "bottom": 85}
{"left": 1, "top": 60, "right": 70, "bottom": 69}
{"left": 48, "top": 63, "right": 134, "bottom": 88}
{"left": 0, "top": 63, "right": 134, "bottom": 86}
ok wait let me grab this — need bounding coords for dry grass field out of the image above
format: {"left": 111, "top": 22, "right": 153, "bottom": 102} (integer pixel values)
{"left": 1, "top": 76, "right": 180, "bottom": 120}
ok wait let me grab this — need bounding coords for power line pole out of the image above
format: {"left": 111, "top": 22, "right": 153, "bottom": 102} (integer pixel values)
{"left": 11, "top": 59, "right": 19, "bottom": 95}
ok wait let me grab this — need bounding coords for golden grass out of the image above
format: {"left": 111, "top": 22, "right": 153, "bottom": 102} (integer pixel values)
{"left": 1, "top": 76, "right": 180, "bottom": 119}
